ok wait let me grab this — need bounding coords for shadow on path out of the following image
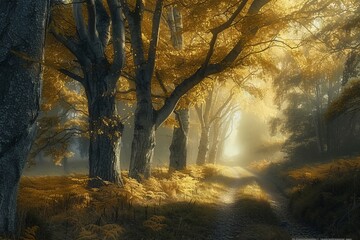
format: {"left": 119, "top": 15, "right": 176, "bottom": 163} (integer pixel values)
{"left": 208, "top": 166, "right": 324, "bottom": 240}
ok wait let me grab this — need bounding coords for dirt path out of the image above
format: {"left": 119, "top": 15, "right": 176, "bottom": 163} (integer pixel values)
{"left": 254, "top": 172, "right": 324, "bottom": 239}
{"left": 209, "top": 166, "right": 323, "bottom": 239}
{"left": 209, "top": 167, "right": 254, "bottom": 240}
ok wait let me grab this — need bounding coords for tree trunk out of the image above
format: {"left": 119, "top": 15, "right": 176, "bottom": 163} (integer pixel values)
{"left": 88, "top": 86, "right": 123, "bottom": 186}
{"left": 169, "top": 109, "right": 190, "bottom": 171}
{"left": 208, "top": 120, "right": 220, "bottom": 164}
{"left": 129, "top": 99, "right": 155, "bottom": 180}
{"left": 216, "top": 117, "right": 232, "bottom": 162}
{"left": 314, "top": 84, "right": 324, "bottom": 154}
{"left": 196, "top": 127, "right": 210, "bottom": 165}
{"left": 0, "top": 0, "right": 49, "bottom": 234}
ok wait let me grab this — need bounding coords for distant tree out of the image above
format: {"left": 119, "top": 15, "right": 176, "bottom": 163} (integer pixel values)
{"left": 0, "top": 0, "right": 49, "bottom": 234}
{"left": 195, "top": 84, "right": 236, "bottom": 165}
{"left": 272, "top": 49, "right": 343, "bottom": 160}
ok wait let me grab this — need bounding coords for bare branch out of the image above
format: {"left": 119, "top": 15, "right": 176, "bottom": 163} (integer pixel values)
{"left": 209, "top": 92, "right": 234, "bottom": 124}
{"left": 50, "top": 30, "right": 81, "bottom": 60}
{"left": 107, "top": 0, "right": 126, "bottom": 77}
{"left": 95, "top": 0, "right": 111, "bottom": 47}
{"left": 73, "top": 2, "right": 89, "bottom": 42}
{"left": 58, "top": 68, "right": 84, "bottom": 83}
{"left": 203, "top": 0, "right": 248, "bottom": 67}
{"left": 86, "top": 0, "right": 98, "bottom": 41}
{"left": 155, "top": 71, "right": 169, "bottom": 94}
{"left": 147, "top": 0, "right": 164, "bottom": 76}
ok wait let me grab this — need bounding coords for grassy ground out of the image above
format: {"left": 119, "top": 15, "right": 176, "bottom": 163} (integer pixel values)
{"left": 255, "top": 157, "right": 360, "bottom": 239}
{"left": 2, "top": 165, "right": 288, "bottom": 240}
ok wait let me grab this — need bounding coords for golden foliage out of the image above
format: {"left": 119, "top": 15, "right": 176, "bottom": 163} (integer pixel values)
{"left": 20, "top": 226, "right": 39, "bottom": 240}
{"left": 17, "top": 165, "right": 285, "bottom": 239}
{"left": 143, "top": 215, "right": 167, "bottom": 232}
{"left": 77, "top": 224, "right": 124, "bottom": 240}
{"left": 287, "top": 157, "right": 360, "bottom": 182}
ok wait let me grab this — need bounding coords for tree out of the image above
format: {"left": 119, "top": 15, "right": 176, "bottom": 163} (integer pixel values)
{"left": 271, "top": 48, "right": 344, "bottom": 160}
{"left": 50, "top": 0, "right": 126, "bottom": 185}
{"left": 124, "top": 0, "right": 272, "bottom": 180}
{"left": 0, "top": 0, "right": 49, "bottom": 234}
{"left": 208, "top": 104, "right": 239, "bottom": 164}
{"left": 195, "top": 84, "right": 236, "bottom": 165}
{"left": 169, "top": 109, "right": 190, "bottom": 170}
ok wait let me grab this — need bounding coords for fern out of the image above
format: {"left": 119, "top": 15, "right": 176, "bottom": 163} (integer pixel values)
{"left": 20, "top": 226, "right": 39, "bottom": 240}
{"left": 77, "top": 224, "right": 124, "bottom": 240}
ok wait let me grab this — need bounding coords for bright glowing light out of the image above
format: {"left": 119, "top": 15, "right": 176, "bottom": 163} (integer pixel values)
{"left": 233, "top": 111, "right": 241, "bottom": 121}
{"left": 224, "top": 111, "right": 242, "bottom": 158}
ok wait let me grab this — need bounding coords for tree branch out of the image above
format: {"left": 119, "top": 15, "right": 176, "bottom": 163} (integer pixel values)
{"left": 107, "top": 0, "right": 126, "bottom": 80}
{"left": 155, "top": 71, "right": 169, "bottom": 94}
{"left": 209, "top": 92, "right": 234, "bottom": 124}
{"left": 203, "top": 0, "right": 249, "bottom": 67}
{"left": 155, "top": 0, "right": 269, "bottom": 128}
{"left": 50, "top": 30, "right": 81, "bottom": 61}
{"left": 86, "top": 0, "right": 98, "bottom": 41}
{"left": 58, "top": 68, "right": 84, "bottom": 84}
{"left": 73, "top": 2, "right": 89, "bottom": 42}
{"left": 95, "top": 0, "right": 111, "bottom": 47}
{"left": 147, "top": 0, "right": 164, "bottom": 77}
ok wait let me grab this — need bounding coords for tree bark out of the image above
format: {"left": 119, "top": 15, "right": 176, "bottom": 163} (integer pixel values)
{"left": 0, "top": 0, "right": 49, "bottom": 234}
{"left": 129, "top": 100, "right": 155, "bottom": 180}
{"left": 196, "top": 127, "right": 210, "bottom": 165}
{"left": 52, "top": 0, "right": 126, "bottom": 186}
{"left": 87, "top": 83, "right": 123, "bottom": 185}
{"left": 208, "top": 120, "right": 221, "bottom": 164}
{"left": 169, "top": 109, "right": 190, "bottom": 171}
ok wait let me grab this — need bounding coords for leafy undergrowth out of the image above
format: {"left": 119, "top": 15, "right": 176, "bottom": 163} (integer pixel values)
{"left": 273, "top": 157, "right": 360, "bottom": 239}
{"left": 3, "top": 164, "right": 285, "bottom": 240}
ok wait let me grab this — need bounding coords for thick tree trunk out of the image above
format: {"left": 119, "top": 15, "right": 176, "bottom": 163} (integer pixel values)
{"left": 169, "top": 109, "right": 190, "bottom": 171}
{"left": 0, "top": 0, "right": 49, "bottom": 234}
{"left": 196, "top": 127, "right": 210, "bottom": 165}
{"left": 88, "top": 88, "right": 123, "bottom": 186}
{"left": 129, "top": 100, "right": 155, "bottom": 180}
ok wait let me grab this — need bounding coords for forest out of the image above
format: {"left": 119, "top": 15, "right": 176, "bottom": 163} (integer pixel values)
{"left": 1, "top": 0, "right": 360, "bottom": 239}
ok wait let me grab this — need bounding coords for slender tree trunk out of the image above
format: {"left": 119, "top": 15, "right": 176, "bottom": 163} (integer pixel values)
{"left": 314, "top": 84, "right": 324, "bottom": 154}
{"left": 87, "top": 83, "right": 123, "bottom": 186}
{"left": 0, "top": 0, "right": 49, "bottom": 234}
{"left": 208, "top": 120, "right": 220, "bottom": 164}
{"left": 169, "top": 109, "right": 190, "bottom": 171}
{"left": 129, "top": 96, "right": 155, "bottom": 180}
{"left": 196, "top": 126, "right": 210, "bottom": 165}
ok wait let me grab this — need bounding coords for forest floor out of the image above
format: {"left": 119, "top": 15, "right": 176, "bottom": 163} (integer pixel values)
{"left": 207, "top": 166, "right": 322, "bottom": 239}
{"left": 4, "top": 163, "right": 333, "bottom": 240}
{"left": 0, "top": 164, "right": 291, "bottom": 240}
{"left": 251, "top": 157, "right": 360, "bottom": 239}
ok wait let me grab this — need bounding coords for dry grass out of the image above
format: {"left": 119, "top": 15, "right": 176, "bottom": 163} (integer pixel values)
{"left": 287, "top": 157, "right": 360, "bottom": 181}
{"left": 1, "top": 164, "right": 289, "bottom": 240}
{"left": 13, "top": 165, "right": 230, "bottom": 240}
{"left": 281, "top": 157, "right": 360, "bottom": 238}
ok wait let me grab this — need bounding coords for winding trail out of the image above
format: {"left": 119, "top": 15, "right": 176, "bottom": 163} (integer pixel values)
{"left": 209, "top": 166, "right": 323, "bottom": 240}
